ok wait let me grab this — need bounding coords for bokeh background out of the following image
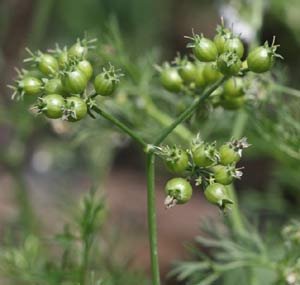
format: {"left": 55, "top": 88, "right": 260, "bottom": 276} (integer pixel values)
{"left": 1, "top": 0, "right": 300, "bottom": 284}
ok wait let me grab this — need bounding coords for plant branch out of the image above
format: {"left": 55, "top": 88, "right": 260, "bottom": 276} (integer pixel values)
{"left": 92, "top": 105, "right": 148, "bottom": 148}
{"left": 28, "top": 0, "right": 55, "bottom": 48}
{"left": 11, "top": 167, "right": 37, "bottom": 235}
{"left": 271, "top": 83, "right": 300, "bottom": 99}
{"left": 146, "top": 152, "right": 160, "bottom": 285}
{"left": 80, "top": 239, "right": 91, "bottom": 285}
{"left": 227, "top": 110, "right": 248, "bottom": 235}
{"left": 93, "top": 104, "right": 161, "bottom": 285}
{"left": 154, "top": 76, "right": 228, "bottom": 145}
{"left": 226, "top": 0, "right": 263, "bottom": 238}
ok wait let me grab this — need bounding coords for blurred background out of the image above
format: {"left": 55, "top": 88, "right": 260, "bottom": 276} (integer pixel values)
{"left": 0, "top": 0, "right": 300, "bottom": 284}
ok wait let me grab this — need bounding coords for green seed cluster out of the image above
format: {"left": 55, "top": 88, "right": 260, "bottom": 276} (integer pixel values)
{"left": 160, "top": 136, "right": 250, "bottom": 210}
{"left": 9, "top": 38, "right": 122, "bottom": 122}
{"left": 159, "top": 23, "right": 281, "bottom": 113}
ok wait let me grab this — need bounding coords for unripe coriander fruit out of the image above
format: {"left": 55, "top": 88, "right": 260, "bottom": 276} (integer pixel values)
{"left": 38, "top": 54, "right": 59, "bottom": 76}
{"left": 213, "top": 28, "right": 231, "bottom": 54}
{"left": 214, "top": 34, "right": 227, "bottom": 54}
{"left": 211, "top": 165, "right": 233, "bottom": 185}
{"left": 178, "top": 61, "right": 196, "bottom": 83}
{"left": 77, "top": 60, "right": 93, "bottom": 80}
{"left": 219, "top": 144, "right": 240, "bottom": 165}
{"left": 217, "top": 52, "right": 242, "bottom": 76}
{"left": 68, "top": 42, "right": 87, "bottom": 59}
{"left": 165, "top": 178, "right": 193, "bottom": 205}
{"left": 94, "top": 73, "right": 115, "bottom": 96}
{"left": 193, "top": 37, "right": 218, "bottom": 62}
{"left": 204, "top": 183, "right": 232, "bottom": 208}
{"left": 223, "top": 38, "right": 244, "bottom": 59}
{"left": 63, "top": 69, "right": 88, "bottom": 94}
{"left": 165, "top": 149, "right": 189, "bottom": 174}
{"left": 160, "top": 67, "right": 183, "bottom": 93}
{"left": 57, "top": 51, "right": 68, "bottom": 68}
{"left": 203, "top": 63, "right": 222, "bottom": 85}
{"left": 221, "top": 95, "right": 245, "bottom": 110}
{"left": 65, "top": 96, "right": 87, "bottom": 121}
{"left": 194, "top": 63, "right": 206, "bottom": 88}
{"left": 223, "top": 77, "right": 245, "bottom": 98}
{"left": 20, "top": 77, "right": 42, "bottom": 96}
{"left": 41, "top": 94, "right": 65, "bottom": 119}
{"left": 23, "top": 69, "right": 44, "bottom": 79}
{"left": 247, "top": 46, "right": 274, "bottom": 73}
{"left": 192, "top": 144, "right": 214, "bottom": 167}
{"left": 44, "top": 78, "right": 64, "bottom": 95}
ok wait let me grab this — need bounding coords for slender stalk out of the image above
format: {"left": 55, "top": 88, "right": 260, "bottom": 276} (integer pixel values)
{"left": 6, "top": 0, "right": 56, "bottom": 237}
{"left": 154, "top": 76, "right": 228, "bottom": 145}
{"left": 227, "top": 185, "right": 245, "bottom": 234}
{"left": 250, "top": 0, "right": 263, "bottom": 46}
{"left": 80, "top": 239, "right": 92, "bottom": 285}
{"left": 92, "top": 105, "right": 147, "bottom": 148}
{"left": 93, "top": 104, "right": 161, "bottom": 285}
{"left": 143, "top": 78, "right": 227, "bottom": 285}
{"left": 11, "top": 168, "right": 37, "bottom": 234}
{"left": 231, "top": 110, "right": 248, "bottom": 139}
{"left": 271, "top": 83, "right": 300, "bottom": 99}
{"left": 226, "top": 0, "right": 263, "bottom": 238}
{"left": 28, "top": 0, "right": 56, "bottom": 48}
{"left": 227, "top": 110, "right": 248, "bottom": 235}
{"left": 146, "top": 153, "right": 160, "bottom": 285}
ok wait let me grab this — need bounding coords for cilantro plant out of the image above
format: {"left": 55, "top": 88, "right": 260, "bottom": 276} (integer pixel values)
{"left": 9, "top": 19, "right": 284, "bottom": 285}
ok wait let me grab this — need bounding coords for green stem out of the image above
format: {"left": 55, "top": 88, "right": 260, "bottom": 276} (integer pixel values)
{"left": 227, "top": 110, "right": 248, "bottom": 235}
{"left": 145, "top": 100, "right": 194, "bottom": 142}
{"left": 146, "top": 153, "right": 160, "bottom": 285}
{"left": 227, "top": 185, "right": 245, "bottom": 234}
{"left": 94, "top": 76, "right": 234, "bottom": 285}
{"left": 143, "top": 78, "right": 227, "bottom": 285}
{"left": 93, "top": 105, "right": 161, "bottom": 285}
{"left": 226, "top": 0, "right": 263, "bottom": 238}
{"left": 231, "top": 110, "right": 248, "bottom": 138}
{"left": 250, "top": 0, "right": 264, "bottom": 46}
{"left": 154, "top": 77, "right": 228, "bottom": 145}
{"left": 80, "top": 239, "right": 91, "bottom": 285}
{"left": 93, "top": 103, "right": 161, "bottom": 285}
{"left": 28, "top": 0, "right": 56, "bottom": 48}
{"left": 271, "top": 83, "right": 300, "bottom": 99}
{"left": 92, "top": 105, "right": 147, "bottom": 148}
{"left": 11, "top": 168, "right": 37, "bottom": 235}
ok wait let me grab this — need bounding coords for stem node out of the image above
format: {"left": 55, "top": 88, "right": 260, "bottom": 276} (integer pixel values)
{"left": 144, "top": 144, "right": 156, "bottom": 154}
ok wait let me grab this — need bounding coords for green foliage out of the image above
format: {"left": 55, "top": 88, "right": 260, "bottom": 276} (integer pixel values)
{"left": 0, "top": 190, "right": 148, "bottom": 285}
{"left": 252, "top": 89, "right": 300, "bottom": 162}
{"left": 2, "top": 1, "right": 300, "bottom": 285}
{"left": 172, "top": 219, "right": 300, "bottom": 285}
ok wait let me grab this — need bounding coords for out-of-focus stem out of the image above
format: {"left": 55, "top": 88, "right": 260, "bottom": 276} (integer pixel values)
{"left": 227, "top": 0, "right": 264, "bottom": 236}
{"left": 227, "top": 110, "right": 248, "bottom": 235}
{"left": 28, "top": 0, "right": 56, "bottom": 48}
{"left": 11, "top": 168, "right": 37, "bottom": 234}
{"left": 271, "top": 84, "right": 300, "bottom": 99}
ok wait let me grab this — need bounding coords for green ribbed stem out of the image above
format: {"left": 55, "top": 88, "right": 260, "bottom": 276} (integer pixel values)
{"left": 228, "top": 110, "right": 248, "bottom": 235}
{"left": 92, "top": 105, "right": 147, "bottom": 148}
{"left": 154, "top": 77, "right": 228, "bottom": 145}
{"left": 146, "top": 153, "right": 160, "bottom": 285}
